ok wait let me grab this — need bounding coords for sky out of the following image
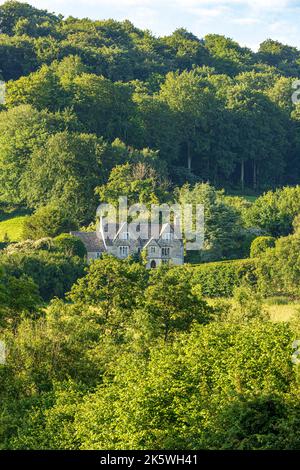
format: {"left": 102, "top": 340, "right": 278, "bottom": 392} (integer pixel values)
{"left": 2, "top": 0, "right": 300, "bottom": 51}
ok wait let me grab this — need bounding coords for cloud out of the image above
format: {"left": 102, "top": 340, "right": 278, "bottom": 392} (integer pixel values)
{"left": 232, "top": 17, "right": 261, "bottom": 25}
{"left": 188, "top": 6, "right": 230, "bottom": 18}
{"left": 175, "top": 0, "right": 291, "bottom": 7}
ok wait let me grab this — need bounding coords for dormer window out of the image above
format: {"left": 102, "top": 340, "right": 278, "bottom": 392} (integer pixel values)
{"left": 120, "top": 232, "right": 130, "bottom": 240}
{"left": 163, "top": 232, "right": 172, "bottom": 241}
{"left": 149, "top": 246, "right": 156, "bottom": 254}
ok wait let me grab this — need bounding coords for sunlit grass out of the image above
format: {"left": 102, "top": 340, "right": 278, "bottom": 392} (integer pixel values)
{"left": 266, "top": 303, "right": 300, "bottom": 322}
{"left": 0, "top": 214, "right": 28, "bottom": 242}
{"left": 206, "top": 296, "right": 300, "bottom": 323}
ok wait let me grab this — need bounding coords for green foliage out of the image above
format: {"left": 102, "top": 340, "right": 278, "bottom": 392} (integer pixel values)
{"left": 0, "top": 1, "right": 298, "bottom": 212}
{"left": 257, "top": 233, "right": 300, "bottom": 297}
{"left": 247, "top": 186, "right": 300, "bottom": 237}
{"left": 177, "top": 183, "right": 245, "bottom": 261}
{"left": 68, "top": 255, "right": 147, "bottom": 332}
{"left": 1, "top": 243, "right": 300, "bottom": 450}
{"left": 96, "top": 162, "right": 169, "bottom": 207}
{"left": 143, "top": 265, "right": 212, "bottom": 341}
{"left": 0, "top": 105, "right": 80, "bottom": 205}
{"left": 22, "top": 204, "right": 78, "bottom": 240}
{"left": 250, "top": 236, "right": 276, "bottom": 258}
{"left": 0, "top": 1, "right": 60, "bottom": 37}
{"left": 223, "top": 286, "right": 269, "bottom": 323}
{"left": 0, "top": 269, "right": 41, "bottom": 328}
{"left": 20, "top": 132, "right": 104, "bottom": 223}
{"left": 0, "top": 249, "right": 85, "bottom": 301}
{"left": 71, "top": 321, "right": 295, "bottom": 450}
{"left": 190, "top": 258, "right": 257, "bottom": 298}
{"left": 1, "top": 1, "right": 300, "bottom": 452}
{"left": 53, "top": 234, "right": 87, "bottom": 259}
{"left": 0, "top": 213, "right": 28, "bottom": 241}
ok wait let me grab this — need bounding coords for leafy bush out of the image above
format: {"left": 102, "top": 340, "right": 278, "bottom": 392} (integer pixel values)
{"left": 246, "top": 186, "right": 300, "bottom": 237}
{"left": 0, "top": 250, "right": 86, "bottom": 301}
{"left": 188, "top": 258, "right": 257, "bottom": 297}
{"left": 250, "top": 236, "right": 276, "bottom": 258}
{"left": 257, "top": 233, "right": 300, "bottom": 297}
{"left": 53, "top": 234, "right": 87, "bottom": 258}
{"left": 22, "top": 204, "right": 78, "bottom": 240}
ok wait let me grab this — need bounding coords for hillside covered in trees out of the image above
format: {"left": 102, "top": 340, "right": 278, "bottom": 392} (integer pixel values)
{"left": 0, "top": 0, "right": 300, "bottom": 215}
{"left": 2, "top": 1, "right": 300, "bottom": 453}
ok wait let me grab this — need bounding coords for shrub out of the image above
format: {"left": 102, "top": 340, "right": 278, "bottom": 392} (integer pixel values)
{"left": 250, "top": 236, "right": 276, "bottom": 258}
{"left": 0, "top": 251, "right": 86, "bottom": 301}
{"left": 246, "top": 186, "right": 300, "bottom": 237}
{"left": 188, "top": 258, "right": 257, "bottom": 298}
{"left": 5, "top": 238, "right": 54, "bottom": 254}
{"left": 22, "top": 204, "right": 78, "bottom": 240}
{"left": 53, "top": 234, "right": 87, "bottom": 258}
{"left": 257, "top": 233, "right": 300, "bottom": 297}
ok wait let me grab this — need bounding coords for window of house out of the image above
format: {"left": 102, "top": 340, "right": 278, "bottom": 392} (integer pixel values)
{"left": 149, "top": 246, "right": 156, "bottom": 254}
{"left": 162, "top": 247, "right": 170, "bottom": 257}
{"left": 163, "top": 232, "right": 173, "bottom": 241}
{"left": 96, "top": 252, "right": 101, "bottom": 259}
{"left": 120, "top": 232, "right": 129, "bottom": 240}
{"left": 119, "top": 246, "right": 129, "bottom": 257}
{"left": 162, "top": 259, "right": 169, "bottom": 265}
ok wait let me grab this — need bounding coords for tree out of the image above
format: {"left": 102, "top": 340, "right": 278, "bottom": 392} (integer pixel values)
{"left": 225, "top": 82, "right": 288, "bottom": 190}
{"left": 0, "top": 105, "right": 50, "bottom": 205}
{"left": 257, "top": 233, "right": 300, "bottom": 297}
{"left": 73, "top": 321, "right": 294, "bottom": 450}
{"left": 159, "top": 69, "right": 218, "bottom": 171}
{"left": 0, "top": 34, "right": 37, "bottom": 81}
{"left": 204, "top": 34, "right": 254, "bottom": 76}
{"left": 222, "top": 286, "right": 269, "bottom": 323}
{"left": 143, "top": 265, "right": 212, "bottom": 341}
{"left": 0, "top": 1, "right": 60, "bottom": 37}
{"left": 133, "top": 93, "right": 180, "bottom": 165}
{"left": 53, "top": 234, "right": 87, "bottom": 259}
{"left": 250, "top": 236, "right": 276, "bottom": 258}
{"left": 0, "top": 104, "right": 81, "bottom": 205}
{"left": 68, "top": 255, "right": 148, "bottom": 339}
{"left": 258, "top": 39, "right": 300, "bottom": 76}
{"left": 6, "top": 64, "right": 67, "bottom": 111}
{"left": 96, "top": 162, "right": 169, "bottom": 207}
{"left": 71, "top": 73, "right": 136, "bottom": 140}
{"left": 162, "top": 28, "right": 209, "bottom": 71}
{"left": 0, "top": 249, "right": 85, "bottom": 301}
{"left": 177, "top": 183, "right": 243, "bottom": 261}
{"left": 246, "top": 186, "right": 300, "bottom": 237}
{"left": 21, "top": 132, "right": 104, "bottom": 223}
{"left": 0, "top": 269, "right": 41, "bottom": 329}
{"left": 22, "top": 204, "right": 78, "bottom": 240}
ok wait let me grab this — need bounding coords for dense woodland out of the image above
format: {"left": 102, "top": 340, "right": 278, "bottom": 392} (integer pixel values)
{"left": 0, "top": 0, "right": 300, "bottom": 207}
{"left": 2, "top": 1, "right": 300, "bottom": 451}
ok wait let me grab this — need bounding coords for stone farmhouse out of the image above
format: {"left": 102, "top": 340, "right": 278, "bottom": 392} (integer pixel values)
{"left": 71, "top": 220, "right": 184, "bottom": 268}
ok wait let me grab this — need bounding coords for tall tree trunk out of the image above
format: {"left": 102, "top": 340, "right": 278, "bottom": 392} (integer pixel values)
{"left": 241, "top": 159, "right": 245, "bottom": 192}
{"left": 187, "top": 141, "right": 192, "bottom": 170}
{"left": 253, "top": 160, "right": 257, "bottom": 190}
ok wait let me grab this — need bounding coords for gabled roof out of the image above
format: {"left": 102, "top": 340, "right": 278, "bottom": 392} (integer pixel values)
{"left": 98, "top": 219, "right": 180, "bottom": 242}
{"left": 113, "top": 221, "right": 128, "bottom": 241}
{"left": 143, "top": 237, "right": 161, "bottom": 249}
{"left": 70, "top": 232, "right": 105, "bottom": 253}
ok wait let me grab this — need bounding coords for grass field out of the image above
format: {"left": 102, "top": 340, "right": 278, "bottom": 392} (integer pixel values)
{"left": 226, "top": 191, "right": 259, "bottom": 203}
{"left": 207, "top": 296, "right": 300, "bottom": 323}
{"left": 0, "top": 209, "right": 29, "bottom": 242}
{"left": 264, "top": 298, "right": 300, "bottom": 322}
{"left": 242, "top": 195, "right": 258, "bottom": 203}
